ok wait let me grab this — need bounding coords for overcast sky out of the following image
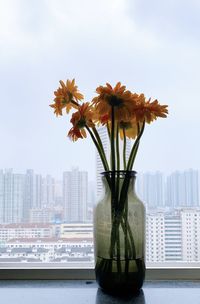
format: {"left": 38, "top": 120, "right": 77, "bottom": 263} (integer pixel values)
{"left": 0, "top": 0, "right": 200, "bottom": 180}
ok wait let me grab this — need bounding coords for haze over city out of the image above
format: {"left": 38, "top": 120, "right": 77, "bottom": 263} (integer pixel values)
{"left": 0, "top": 0, "right": 200, "bottom": 181}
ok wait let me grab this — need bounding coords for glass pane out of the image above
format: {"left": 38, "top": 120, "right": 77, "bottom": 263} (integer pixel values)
{"left": 0, "top": 0, "right": 199, "bottom": 268}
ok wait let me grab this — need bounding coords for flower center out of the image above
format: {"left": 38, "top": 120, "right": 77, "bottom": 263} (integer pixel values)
{"left": 76, "top": 118, "right": 86, "bottom": 128}
{"left": 107, "top": 95, "right": 123, "bottom": 107}
{"left": 119, "top": 121, "right": 132, "bottom": 129}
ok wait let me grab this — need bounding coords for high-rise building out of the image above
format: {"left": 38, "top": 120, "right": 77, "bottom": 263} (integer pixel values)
{"left": 136, "top": 172, "right": 164, "bottom": 209}
{"left": 181, "top": 209, "right": 200, "bottom": 261}
{"left": 4, "top": 169, "right": 13, "bottom": 223}
{"left": 146, "top": 212, "right": 165, "bottom": 262}
{"left": 63, "top": 168, "right": 88, "bottom": 222}
{"left": 23, "top": 169, "right": 34, "bottom": 222}
{"left": 12, "top": 174, "right": 25, "bottom": 223}
{"left": 0, "top": 170, "right": 4, "bottom": 223}
{"left": 146, "top": 211, "right": 182, "bottom": 263}
{"left": 54, "top": 180, "right": 62, "bottom": 206}
{"left": 166, "top": 169, "right": 199, "bottom": 207}
{"left": 0, "top": 170, "right": 25, "bottom": 224}
{"left": 42, "top": 175, "right": 55, "bottom": 207}
{"left": 164, "top": 215, "right": 182, "bottom": 261}
{"left": 23, "top": 170, "right": 45, "bottom": 222}
{"left": 34, "top": 174, "right": 42, "bottom": 209}
{"left": 96, "top": 126, "right": 131, "bottom": 197}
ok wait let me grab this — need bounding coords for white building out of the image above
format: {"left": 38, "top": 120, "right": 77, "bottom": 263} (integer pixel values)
{"left": 63, "top": 168, "right": 88, "bottom": 222}
{"left": 0, "top": 237, "right": 94, "bottom": 263}
{"left": 0, "top": 223, "right": 54, "bottom": 242}
{"left": 164, "top": 215, "right": 182, "bottom": 261}
{"left": 60, "top": 223, "right": 93, "bottom": 239}
{"left": 146, "top": 212, "right": 165, "bottom": 262}
{"left": 96, "top": 126, "right": 131, "bottom": 198}
{"left": 181, "top": 209, "right": 200, "bottom": 261}
{"left": 146, "top": 209, "right": 200, "bottom": 263}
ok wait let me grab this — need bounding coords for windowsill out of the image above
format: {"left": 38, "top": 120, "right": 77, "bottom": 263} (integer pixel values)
{"left": 0, "top": 280, "right": 200, "bottom": 303}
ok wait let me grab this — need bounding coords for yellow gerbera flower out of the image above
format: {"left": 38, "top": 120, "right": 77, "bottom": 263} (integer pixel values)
{"left": 50, "top": 79, "right": 84, "bottom": 116}
{"left": 133, "top": 94, "right": 168, "bottom": 123}
{"left": 119, "top": 121, "right": 138, "bottom": 139}
{"left": 92, "top": 82, "right": 137, "bottom": 123}
{"left": 68, "top": 103, "right": 95, "bottom": 141}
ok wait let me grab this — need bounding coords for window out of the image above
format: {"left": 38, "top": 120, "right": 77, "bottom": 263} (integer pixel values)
{"left": 0, "top": 0, "right": 199, "bottom": 279}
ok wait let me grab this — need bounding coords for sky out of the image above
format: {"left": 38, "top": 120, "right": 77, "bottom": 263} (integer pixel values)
{"left": 0, "top": 0, "right": 200, "bottom": 181}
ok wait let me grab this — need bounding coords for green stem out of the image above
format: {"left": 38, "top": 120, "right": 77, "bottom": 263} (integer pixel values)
{"left": 113, "top": 125, "right": 120, "bottom": 271}
{"left": 92, "top": 127, "right": 109, "bottom": 171}
{"left": 129, "top": 142, "right": 139, "bottom": 170}
{"left": 111, "top": 106, "right": 116, "bottom": 173}
{"left": 110, "top": 106, "right": 116, "bottom": 226}
{"left": 124, "top": 199, "right": 129, "bottom": 275}
{"left": 128, "top": 123, "right": 142, "bottom": 170}
{"left": 124, "top": 198, "right": 128, "bottom": 259}
{"left": 116, "top": 226, "right": 122, "bottom": 273}
{"left": 116, "top": 124, "right": 120, "bottom": 172}
{"left": 123, "top": 128, "right": 127, "bottom": 170}
{"left": 126, "top": 121, "right": 145, "bottom": 171}
{"left": 86, "top": 126, "right": 111, "bottom": 188}
{"left": 106, "top": 122, "right": 111, "bottom": 140}
{"left": 120, "top": 216, "right": 132, "bottom": 256}
{"left": 116, "top": 124, "right": 120, "bottom": 203}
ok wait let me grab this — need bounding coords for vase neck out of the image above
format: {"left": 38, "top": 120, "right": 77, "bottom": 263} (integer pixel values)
{"left": 102, "top": 173, "right": 136, "bottom": 194}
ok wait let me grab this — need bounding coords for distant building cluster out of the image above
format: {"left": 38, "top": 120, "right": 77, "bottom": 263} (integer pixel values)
{"left": 0, "top": 223, "right": 93, "bottom": 263}
{"left": 0, "top": 166, "right": 199, "bottom": 265}
{"left": 136, "top": 169, "right": 199, "bottom": 209}
{"left": 0, "top": 168, "right": 92, "bottom": 224}
{"left": 1, "top": 211, "right": 200, "bottom": 264}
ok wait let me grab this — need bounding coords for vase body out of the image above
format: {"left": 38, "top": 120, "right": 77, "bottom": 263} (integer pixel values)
{"left": 94, "top": 171, "right": 145, "bottom": 294}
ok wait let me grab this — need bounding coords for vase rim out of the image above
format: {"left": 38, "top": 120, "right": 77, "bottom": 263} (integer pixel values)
{"left": 101, "top": 170, "right": 137, "bottom": 177}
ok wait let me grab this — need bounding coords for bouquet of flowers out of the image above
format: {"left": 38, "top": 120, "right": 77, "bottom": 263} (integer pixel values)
{"left": 50, "top": 79, "right": 168, "bottom": 292}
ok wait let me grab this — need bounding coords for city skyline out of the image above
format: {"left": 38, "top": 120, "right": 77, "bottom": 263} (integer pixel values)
{"left": 0, "top": 166, "right": 199, "bottom": 264}
{"left": 0, "top": 167, "right": 199, "bottom": 225}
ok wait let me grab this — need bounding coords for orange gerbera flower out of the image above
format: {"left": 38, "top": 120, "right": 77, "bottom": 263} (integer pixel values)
{"left": 92, "top": 82, "right": 137, "bottom": 123}
{"left": 50, "top": 79, "right": 84, "bottom": 116}
{"left": 68, "top": 103, "right": 95, "bottom": 141}
{"left": 133, "top": 94, "right": 168, "bottom": 124}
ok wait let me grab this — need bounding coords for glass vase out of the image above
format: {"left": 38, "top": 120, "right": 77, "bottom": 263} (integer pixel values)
{"left": 94, "top": 171, "right": 145, "bottom": 294}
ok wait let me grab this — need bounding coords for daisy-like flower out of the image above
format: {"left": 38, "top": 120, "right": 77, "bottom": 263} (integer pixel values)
{"left": 119, "top": 121, "right": 138, "bottom": 140}
{"left": 50, "top": 79, "right": 84, "bottom": 116}
{"left": 68, "top": 103, "right": 95, "bottom": 141}
{"left": 133, "top": 94, "right": 168, "bottom": 124}
{"left": 92, "top": 82, "right": 137, "bottom": 123}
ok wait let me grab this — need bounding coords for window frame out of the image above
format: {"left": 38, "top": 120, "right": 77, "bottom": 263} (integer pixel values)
{"left": 0, "top": 266, "right": 200, "bottom": 280}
